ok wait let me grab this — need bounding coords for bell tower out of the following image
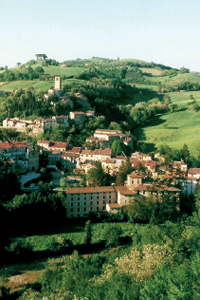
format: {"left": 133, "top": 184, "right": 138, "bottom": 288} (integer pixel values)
{"left": 54, "top": 76, "right": 62, "bottom": 90}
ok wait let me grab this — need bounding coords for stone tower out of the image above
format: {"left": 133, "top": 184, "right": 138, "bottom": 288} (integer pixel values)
{"left": 54, "top": 76, "right": 62, "bottom": 90}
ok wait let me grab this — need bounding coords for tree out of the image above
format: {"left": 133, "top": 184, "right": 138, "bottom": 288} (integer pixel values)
{"left": 60, "top": 177, "right": 66, "bottom": 190}
{"left": 35, "top": 66, "right": 44, "bottom": 73}
{"left": 115, "top": 159, "right": 132, "bottom": 186}
{"left": 87, "top": 161, "right": 111, "bottom": 187}
{"left": 180, "top": 144, "right": 190, "bottom": 162}
{"left": 111, "top": 140, "right": 126, "bottom": 157}
{"left": 0, "top": 153, "right": 21, "bottom": 204}
{"left": 84, "top": 220, "right": 92, "bottom": 245}
{"left": 17, "top": 62, "right": 21, "bottom": 67}
{"left": 103, "top": 223, "right": 121, "bottom": 248}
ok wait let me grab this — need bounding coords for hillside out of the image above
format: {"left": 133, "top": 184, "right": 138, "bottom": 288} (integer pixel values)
{"left": 134, "top": 110, "right": 200, "bottom": 157}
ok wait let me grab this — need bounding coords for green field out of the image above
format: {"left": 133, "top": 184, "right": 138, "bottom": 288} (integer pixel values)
{"left": 144, "top": 72, "right": 200, "bottom": 84}
{"left": 1, "top": 80, "right": 54, "bottom": 92}
{"left": 120, "top": 58, "right": 148, "bottom": 64}
{"left": 32, "top": 64, "right": 86, "bottom": 76}
{"left": 134, "top": 110, "right": 200, "bottom": 157}
{"left": 167, "top": 91, "right": 200, "bottom": 106}
{"left": 140, "top": 68, "right": 163, "bottom": 76}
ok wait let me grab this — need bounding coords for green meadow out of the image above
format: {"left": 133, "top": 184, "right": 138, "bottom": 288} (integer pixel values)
{"left": 168, "top": 91, "right": 200, "bottom": 106}
{"left": 134, "top": 110, "right": 200, "bottom": 157}
{"left": 1, "top": 80, "right": 54, "bottom": 92}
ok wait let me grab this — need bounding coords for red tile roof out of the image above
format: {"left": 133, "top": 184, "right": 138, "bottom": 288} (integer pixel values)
{"left": 66, "top": 186, "right": 115, "bottom": 194}
{"left": 115, "top": 186, "right": 136, "bottom": 195}
{"left": 0, "top": 141, "right": 26, "bottom": 150}
{"left": 188, "top": 168, "right": 200, "bottom": 175}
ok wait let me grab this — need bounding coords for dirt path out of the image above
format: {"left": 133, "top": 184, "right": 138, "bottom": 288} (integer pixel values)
{"left": 7, "top": 269, "right": 44, "bottom": 293}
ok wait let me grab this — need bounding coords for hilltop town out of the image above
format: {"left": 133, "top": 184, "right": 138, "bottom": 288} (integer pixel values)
{"left": 1, "top": 56, "right": 200, "bottom": 299}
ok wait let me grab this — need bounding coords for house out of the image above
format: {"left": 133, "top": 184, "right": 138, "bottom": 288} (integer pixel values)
{"left": 61, "top": 147, "right": 82, "bottom": 168}
{"left": 37, "top": 141, "right": 70, "bottom": 152}
{"left": 0, "top": 141, "right": 39, "bottom": 173}
{"left": 66, "top": 186, "right": 117, "bottom": 218}
{"left": 69, "top": 111, "right": 86, "bottom": 125}
{"left": 43, "top": 118, "right": 57, "bottom": 130}
{"left": 52, "top": 116, "right": 69, "bottom": 127}
{"left": 66, "top": 172, "right": 181, "bottom": 217}
{"left": 131, "top": 152, "right": 152, "bottom": 161}
{"left": 85, "top": 110, "right": 95, "bottom": 118}
{"left": 3, "top": 118, "right": 28, "bottom": 128}
{"left": 79, "top": 148, "right": 112, "bottom": 163}
{"left": 59, "top": 95, "right": 74, "bottom": 108}
{"left": 188, "top": 168, "right": 200, "bottom": 179}
{"left": 173, "top": 160, "right": 188, "bottom": 176}
{"left": 106, "top": 203, "right": 122, "bottom": 213}
{"left": 86, "top": 129, "right": 133, "bottom": 150}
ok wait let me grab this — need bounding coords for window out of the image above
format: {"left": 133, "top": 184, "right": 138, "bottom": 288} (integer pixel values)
{"left": 103, "top": 200, "right": 105, "bottom": 204}
{"left": 97, "top": 207, "right": 99, "bottom": 211}
{"left": 84, "top": 202, "right": 86, "bottom": 205}
{"left": 91, "top": 196, "right": 93, "bottom": 200}
{"left": 84, "top": 208, "right": 86, "bottom": 212}
{"left": 84, "top": 197, "right": 86, "bottom": 200}
{"left": 109, "top": 195, "right": 111, "bottom": 199}
{"left": 77, "top": 208, "right": 79, "bottom": 212}
{"left": 103, "top": 206, "right": 106, "bottom": 210}
{"left": 71, "top": 208, "right": 73, "bottom": 212}
{"left": 78, "top": 202, "right": 80, "bottom": 206}
{"left": 78, "top": 197, "right": 80, "bottom": 200}
{"left": 109, "top": 200, "right": 111, "bottom": 203}
{"left": 103, "top": 196, "right": 105, "bottom": 199}
{"left": 91, "top": 201, "right": 93, "bottom": 205}
{"left": 71, "top": 203, "right": 73, "bottom": 206}
{"left": 90, "top": 207, "right": 92, "bottom": 211}
{"left": 97, "top": 196, "right": 99, "bottom": 199}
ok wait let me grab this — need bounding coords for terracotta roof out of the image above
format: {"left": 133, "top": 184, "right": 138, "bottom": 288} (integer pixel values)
{"left": 188, "top": 168, "right": 200, "bottom": 175}
{"left": 0, "top": 141, "right": 26, "bottom": 150}
{"left": 62, "top": 153, "right": 79, "bottom": 158}
{"left": 107, "top": 203, "right": 122, "bottom": 209}
{"left": 115, "top": 186, "right": 136, "bottom": 195}
{"left": 86, "top": 110, "right": 95, "bottom": 114}
{"left": 67, "top": 147, "right": 82, "bottom": 153}
{"left": 71, "top": 111, "right": 85, "bottom": 115}
{"left": 167, "top": 186, "right": 181, "bottom": 192}
{"left": 66, "top": 186, "right": 115, "bottom": 194}
{"left": 115, "top": 156, "right": 126, "bottom": 160}
{"left": 37, "top": 140, "right": 51, "bottom": 144}
{"left": 50, "top": 142, "right": 68, "bottom": 149}
{"left": 45, "top": 118, "right": 56, "bottom": 122}
{"left": 128, "top": 173, "right": 142, "bottom": 178}
{"left": 86, "top": 137, "right": 98, "bottom": 141}
{"left": 95, "top": 129, "right": 122, "bottom": 134}
{"left": 80, "top": 148, "right": 112, "bottom": 156}
{"left": 102, "top": 158, "right": 116, "bottom": 163}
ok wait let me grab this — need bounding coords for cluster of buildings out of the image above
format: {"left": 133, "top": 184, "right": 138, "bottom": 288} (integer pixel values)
{"left": 66, "top": 173, "right": 181, "bottom": 218}
{"left": 0, "top": 141, "right": 39, "bottom": 173}
{"left": 1, "top": 76, "right": 200, "bottom": 218}
{"left": 86, "top": 129, "right": 133, "bottom": 149}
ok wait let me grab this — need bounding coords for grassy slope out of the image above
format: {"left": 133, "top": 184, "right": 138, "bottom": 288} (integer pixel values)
{"left": 168, "top": 91, "right": 200, "bottom": 106}
{"left": 1, "top": 61, "right": 86, "bottom": 91}
{"left": 1, "top": 80, "right": 54, "bottom": 92}
{"left": 140, "top": 68, "right": 163, "bottom": 76}
{"left": 144, "top": 72, "right": 200, "bottom": 84}
{"left": 134, "top": 111, "right": 200, "bottom": 157}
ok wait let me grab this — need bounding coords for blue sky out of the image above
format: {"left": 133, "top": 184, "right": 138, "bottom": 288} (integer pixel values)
{"left": 0, "top": 0, "right": 200, "bottom": 71}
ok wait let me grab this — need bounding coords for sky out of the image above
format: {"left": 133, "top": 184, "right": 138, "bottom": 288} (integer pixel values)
{"left": 0, "top": 0, "right": 200, "bottom": 71}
